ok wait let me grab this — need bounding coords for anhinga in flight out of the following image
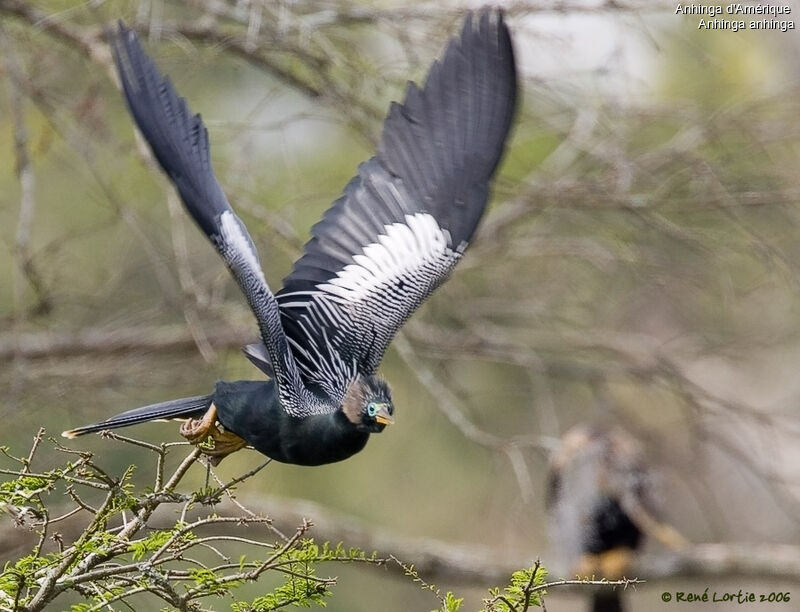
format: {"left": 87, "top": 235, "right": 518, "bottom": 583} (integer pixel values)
{"left": 63, "top": 10, "right": 518, "bottom": 466}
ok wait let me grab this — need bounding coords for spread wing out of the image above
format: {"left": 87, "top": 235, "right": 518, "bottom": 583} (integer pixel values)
{"left": 112, "top": 23, "right": 311, "bottom": 414}
{"left": 268, "top": 9, "right": 517, "bottom": 400}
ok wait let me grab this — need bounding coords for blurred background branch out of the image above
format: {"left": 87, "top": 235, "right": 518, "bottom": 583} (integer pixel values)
{"left": 1, "top": 0, "right": 800, "bottom": 610}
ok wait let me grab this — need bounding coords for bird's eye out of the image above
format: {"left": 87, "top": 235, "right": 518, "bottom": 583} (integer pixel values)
{"left": 367, "top": 403, "right": 378, "bottom": 417}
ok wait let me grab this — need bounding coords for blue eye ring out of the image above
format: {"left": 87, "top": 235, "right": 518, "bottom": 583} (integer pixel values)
{"left": 367, "top": 403, "right": 378, "bottom": 417}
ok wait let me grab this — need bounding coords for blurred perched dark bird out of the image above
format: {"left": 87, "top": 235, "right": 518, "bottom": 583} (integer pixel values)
{"left": 546, "top": 423, "right": 687, "bottom": 612}
{"left": 62, "top": 10, "right": 517, "bottom": 466}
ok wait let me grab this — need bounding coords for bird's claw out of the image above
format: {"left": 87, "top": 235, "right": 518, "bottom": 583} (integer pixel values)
{"left": 179, "top": 403, "right": 219, "bottom": 443}
{"left": 179, "top": 403, "right": 247, "bottom": 465}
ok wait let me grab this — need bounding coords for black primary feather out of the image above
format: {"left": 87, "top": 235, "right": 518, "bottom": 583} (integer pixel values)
{"left": 111, "top": 22, "right": 313, "bottom": 416}
{"left": 111, "top": 26, "right": 227, "bottom": 238}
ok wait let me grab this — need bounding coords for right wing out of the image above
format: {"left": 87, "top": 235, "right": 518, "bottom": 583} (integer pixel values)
{"left": 112, "top": 23, "right": 311, "bottom": 415}
{"left": 273, "top": 10, "right": 517, "bottom": 399}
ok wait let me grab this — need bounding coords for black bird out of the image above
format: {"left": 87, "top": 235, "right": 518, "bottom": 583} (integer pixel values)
{"left": 63, "top": 10, "right": 518, "bottom": 466}
{"left": 546, "top": 423, "right": 687, "bottom": 612}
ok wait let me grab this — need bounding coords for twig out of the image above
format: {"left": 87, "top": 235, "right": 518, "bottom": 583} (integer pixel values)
{"left": 0, "top": 468, "right": 109, "bottom": 491}
{"left": 0, "top": 325, "right": 252, "bottom": 362}
{"left": 21, "top": 428, "right": 45, "bottom": 475}
{"left": 0, "top": 23, "right": 49, "bottom": 318}
{"left": 98, "top": 431, "right": 164, "bottom": 454}
{"left": 200, "top": 456, "right": 273, "bottom": 503}
{"left": 392, "top": 330, "right": 536, "bottom": 501}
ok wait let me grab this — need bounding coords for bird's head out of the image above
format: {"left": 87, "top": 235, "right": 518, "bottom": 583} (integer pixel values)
{"left": 342, "top": 375, "right": 394, "bottom": 433}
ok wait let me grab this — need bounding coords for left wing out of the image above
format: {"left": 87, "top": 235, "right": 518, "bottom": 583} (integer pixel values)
{"left": 271, "top": 10, "right": 517, "bottom": 398}
{"left": 112, "top": 23, "right": 310, "bottom": 414}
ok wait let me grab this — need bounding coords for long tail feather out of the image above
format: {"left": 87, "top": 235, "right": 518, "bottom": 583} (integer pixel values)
{"left": 62, "top": 394, "right": 213, "bottom": 438}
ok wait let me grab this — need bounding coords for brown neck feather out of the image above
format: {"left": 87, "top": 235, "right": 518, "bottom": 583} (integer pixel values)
{"left": 341, "top": 377, "right": 366, "bottom": 424}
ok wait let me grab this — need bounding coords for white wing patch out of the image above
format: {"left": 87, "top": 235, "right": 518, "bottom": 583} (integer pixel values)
{"left": 219, "top": 210, "right": 267, "bottom": 285}
{"left": 318, "top": 213, "right": 452, "bottom": 302}
{"left": 276, "top": 211, "right": 468, "bottom": 390}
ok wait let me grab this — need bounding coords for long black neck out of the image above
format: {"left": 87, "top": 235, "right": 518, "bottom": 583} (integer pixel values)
{"left": 213, "top": 380, "right": 370, "bottom": 466}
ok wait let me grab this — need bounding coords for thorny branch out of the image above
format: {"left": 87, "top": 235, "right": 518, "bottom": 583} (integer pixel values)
{"left": 1, "top": 2, "right": 800, "bottom": 606}
{"left": 0, "top": 432, "right": 388, "bottom": 611}
{"left": 3, "top": 430, "right": 800, "bottom": 612}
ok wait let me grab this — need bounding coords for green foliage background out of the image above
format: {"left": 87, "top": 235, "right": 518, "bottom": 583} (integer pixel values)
{"left": 2, "top": 1, "right": 800, "bottom": 610}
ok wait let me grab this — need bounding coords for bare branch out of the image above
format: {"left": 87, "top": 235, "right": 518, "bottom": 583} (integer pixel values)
{"left": 0, "top": 325, "right": 252, "bottom": 362}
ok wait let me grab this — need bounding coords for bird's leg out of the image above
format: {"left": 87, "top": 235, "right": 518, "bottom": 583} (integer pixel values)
{"left": 180, "top": 403, "right": 219, "bottom": 444}
{"left": 179, "top": 403, "right": 247, "bottom": 466}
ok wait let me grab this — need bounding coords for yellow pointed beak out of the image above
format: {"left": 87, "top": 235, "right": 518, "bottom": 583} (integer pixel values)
{"left": 374, "top": 404, "right": 394, "bottom": 426}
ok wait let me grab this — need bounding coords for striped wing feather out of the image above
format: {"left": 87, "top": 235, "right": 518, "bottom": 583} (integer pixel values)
{"left": 274, "top": 10, "right": 517, "bottom": 394}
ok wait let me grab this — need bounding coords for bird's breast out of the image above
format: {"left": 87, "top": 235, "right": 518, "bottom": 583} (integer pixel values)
{"left": 213, "top": 380, "right": 370, "bottom": 466}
